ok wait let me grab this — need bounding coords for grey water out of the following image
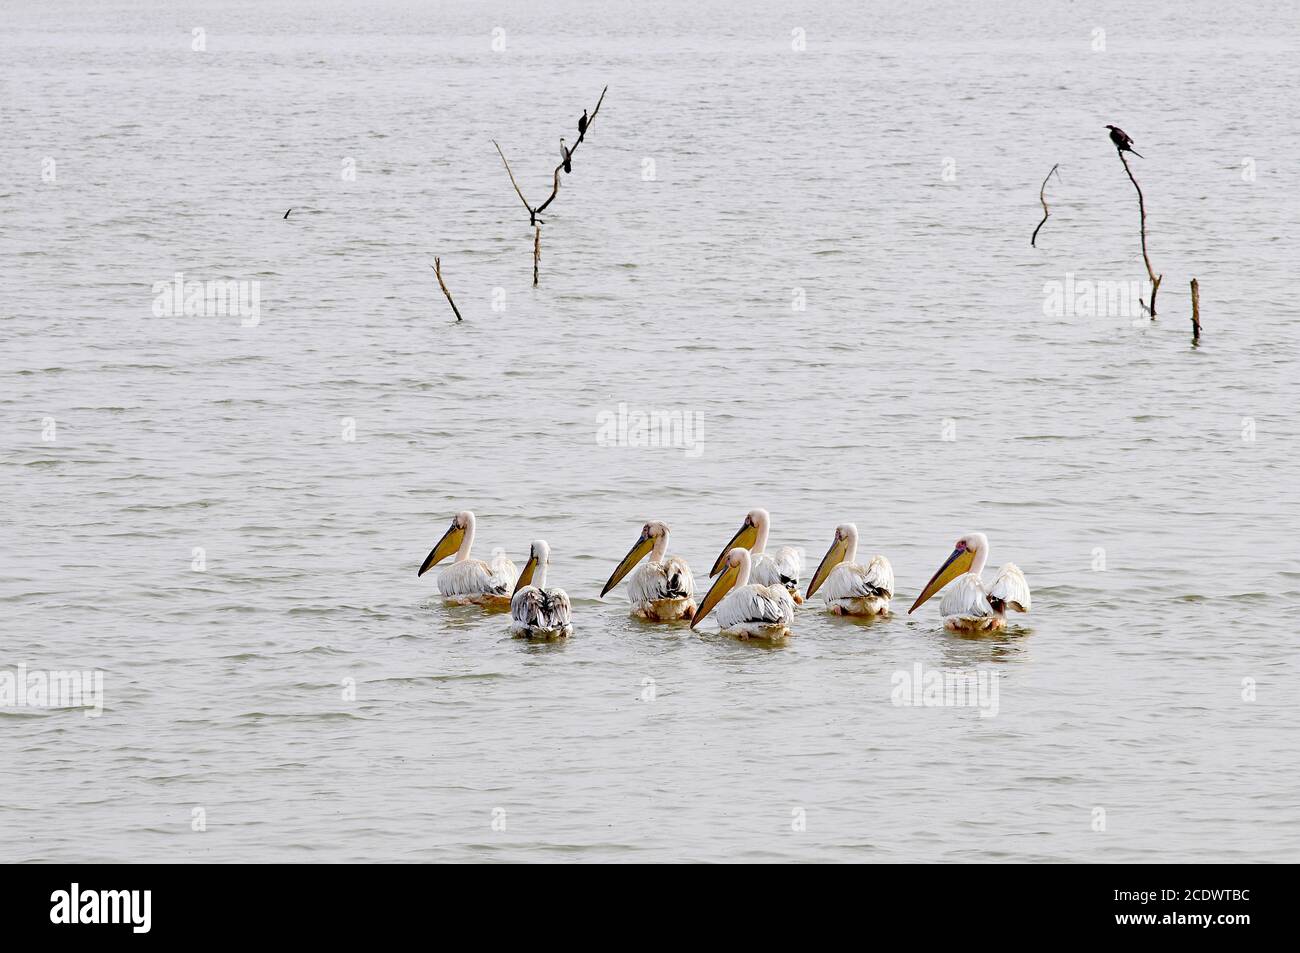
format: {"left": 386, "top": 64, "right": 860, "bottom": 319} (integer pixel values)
{"left": 2, "top": 0, "right": 1298, "bottom": 862}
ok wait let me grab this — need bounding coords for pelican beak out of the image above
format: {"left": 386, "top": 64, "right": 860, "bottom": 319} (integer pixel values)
{"left": 908, "top": 546, "right": 976, "bottom": 613}
{"left": 806, "top": 533, "right": 851, "bottom": 600}
{"left": 601, "top": 533, "right": 653, "bottom": 597}
{"left": 418, "top": 522, "right": 464, "bottom": 576}
{"left": 692, "top": 560, "right": 741, "bottom": 630}
{"left": 710, "top": 519, "right": 758, "bottom": 577}
{"left": 513, "top": 552, "right": 539, "bottom": 596}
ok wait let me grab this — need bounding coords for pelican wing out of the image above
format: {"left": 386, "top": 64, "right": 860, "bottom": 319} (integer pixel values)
{"left": 938, "top": 573, "right": 994, "bottom": 619}
{"left": 716, "top": 584, "right": 795, "bottom": 630}
{"left": 628, "top": 556, "right": 694, "bottom": 604}
{"left": 770, "top": 546, "right": 802, "bottom": 586}
{"left": 988, "top": 563, "right": 1031, "bottom": 613}
{"left": 440, "top": 556, "right": 517, "bottom": 597}
{"left": 512, "top": 586, "right": 573, "bottom": 631}
{"left": 824, "top": 555, "right": 894, "bottom": 601}
{"left": 487, "top": 553, "right": 519, "bottom": 594}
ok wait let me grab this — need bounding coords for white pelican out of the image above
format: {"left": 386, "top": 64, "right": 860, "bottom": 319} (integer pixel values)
{"left": 510, "top": 540, "right": 573, "bottom": 639}
{"left": 692, "top": 547, "right": 795, "bottom": 641}
{"left": 804, "top": 523, "right": 894, "bottom": 616}
{"left": 909, "top": 532, "right": 1031, "bottom": 634}
{"left": 600, "top": 520, "right": 696, "bottom": 621}
{"left": 417, "top": 510, "right": 517, "bottom": 608}
{"left": 709, "top": 508, "right": 804, "bottom": 604}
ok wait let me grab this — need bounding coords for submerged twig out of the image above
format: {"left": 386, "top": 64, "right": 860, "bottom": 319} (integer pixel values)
{"left": 1030, "top": 163, "right": 1061, "bottom": 247}
{"left": 1117, "top": 150, "right": 1162, "bottom": 318}
{"left": 431, "top": 258, "right": 463, "bottom": 322}
{"left": 1190, "top": 278, "right": 1201, "bottom": 345}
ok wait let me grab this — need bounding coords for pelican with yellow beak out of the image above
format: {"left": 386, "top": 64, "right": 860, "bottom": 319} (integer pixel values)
{"left": 804, "top": 523, "right": 894, "bottom": 616}
{"left": 510, "top": 540, "right": 573, "bottom": 639}
{"left": 600, "top": 520, "right": 696, "bottom": 620}
{"left": 692, "top": 547, "right": 795, "bottom": 640}
{"left": 417, "top": 510, "right": 517, "bottom": 607}
{"left": 909, "top": 532, "right": 1031, "bottom": 634}
{"left": 709, "top": 508, "right": 804, "bottom": 604}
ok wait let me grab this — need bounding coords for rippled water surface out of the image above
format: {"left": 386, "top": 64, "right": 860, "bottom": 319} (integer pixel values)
{"left": 3, "top": 0, "right": 1299, "bottom": 862}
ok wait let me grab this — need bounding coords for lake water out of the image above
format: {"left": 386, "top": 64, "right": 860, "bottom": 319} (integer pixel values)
{"left": 2, "top": 0, "right": 1298, "bottom": 862}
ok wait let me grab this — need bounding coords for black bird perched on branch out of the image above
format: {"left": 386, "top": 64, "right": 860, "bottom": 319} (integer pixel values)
{"left": 1106, "top": 125, "right": 1143, "bottom": 158}
{"left": 578, "top": 109, "right": 588, "bottom": 141}
{"left": 559, "top": 138, "right": 572, "bottom": 174}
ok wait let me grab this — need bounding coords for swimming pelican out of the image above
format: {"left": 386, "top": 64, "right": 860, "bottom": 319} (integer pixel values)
{"left": 510, "top": 540, "right": 573, "bottom": 639}
{"left": 804, "top": 523, "right": 894, "bottom": 616}
{"left": 908, "top": 532, "right": 1031, "bottom": 633}
{"left": 709, "top": 508, "right": 804, "bottom": 604}
{"left": 600, "top": 520, "right": 696, "bottom": 621}
{"left": 417, "top": 510, "right": 517, "bottom": 607}
{"left": 692, "top": 548, "right": 795, "bottom": 640}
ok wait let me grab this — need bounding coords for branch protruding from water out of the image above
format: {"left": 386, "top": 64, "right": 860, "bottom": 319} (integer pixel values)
{"left": 1031, "top": 163, "right": 1061, "bottom": 248}
{"left": 1190, "top": 277, "right": 1201, "bottom": 345}
{"left": 432, "top": 258, "right": 463, "bottom": 323}
{"left": 1118, "top": 150, "right": 1162, "bottom": 318}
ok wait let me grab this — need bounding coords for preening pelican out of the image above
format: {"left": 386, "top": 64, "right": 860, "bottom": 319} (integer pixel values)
{"left": 805, "top": 523, "right": 894, "bottom": 616}
{"left": 510, "top": 540, "right": 573, "bottom": 639}
{"left": 600, "top": 520, "right": 696, "bottom": 621}
{"left": 909, "top": 532, "right": 1031, "bottom": 634}
{"left": 710, "top": 508, "right": 804, "bottom": 604}
{"left": 417, "top": 510, "right": 517, "bottom": 607}
{"left": 692, "top": 548, "right": 795, "bottom": 640}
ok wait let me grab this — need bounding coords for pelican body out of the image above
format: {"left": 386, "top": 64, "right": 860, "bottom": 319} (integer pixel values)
{"left": 601, "top": 521, "right": 696, "bottom": 621}
{"left": 805, "top": 523, "right": 894, "bottom": 616}
{"left": 417, "top": 510, "right": 517, "bottom": 608}
{"left": 692, "top": 548, "right": 795, "bottom": 640}
{"left": 711, "top": 508, "right": 804, "bottom": 604}
{"left": 511, "top": 540, "right": 573, "bottom": 639}
{"left": 909, "top": 532, "right": 1031, "bottom": 634}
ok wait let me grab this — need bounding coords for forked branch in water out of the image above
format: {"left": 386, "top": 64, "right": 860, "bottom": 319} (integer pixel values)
{"left": 492, "top": 85, "right": 609, "bottom": 284}
{"left": 1031, "top": 163, "right": 1061, "bottom": 247}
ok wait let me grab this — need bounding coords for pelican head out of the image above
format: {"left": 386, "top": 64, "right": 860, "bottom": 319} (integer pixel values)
{"left": 692, "top": 547, "right": 751, "bottom": 629}
{"left": 710, "top": 508, "right": 770, "bottom": 576}
{"left": 909, "top": 531, "right": 988, "bottom": 613}
{"left": 805, "top": 522, "right": 857, "bottom": 600}
{"left": 601, "top": 520, "right": 670, "bottom": 597}
{"left": 513, "top": 539, "right": 550, "bottom": 596}
{"left": 418, "top": 510, "right": 475, "bottom": 576}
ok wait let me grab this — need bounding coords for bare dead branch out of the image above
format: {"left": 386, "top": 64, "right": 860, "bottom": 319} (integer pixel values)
{"left": 533, "top": 226, "right": 541, "bottom": 287}
{"left": 1117, "top": 150, "right": 1162, "bottom": 317}
{"left": 492, "top": 85, "right": 609, "bottom": 283}
{"left": 534, "top": 85, "right": 607, "bottom": 218}
{"left": 1190, "top": 278, "right": 1201, "bottom": 345}
{"left": 1031, "top": 163, "right": 1060, "bottom": 247}
{"left": 431, "top": 258, "right": 463, "bottom": 322}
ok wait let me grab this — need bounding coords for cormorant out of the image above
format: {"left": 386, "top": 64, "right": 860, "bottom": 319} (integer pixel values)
{"left": 578, "top": 109, "right": 588, "bottom": 139}
{"left": 560, "top": 138, "right": 572, "bottom": 174}
{"left": 1106, "top": 125, "right": 1143, "bottom": 158}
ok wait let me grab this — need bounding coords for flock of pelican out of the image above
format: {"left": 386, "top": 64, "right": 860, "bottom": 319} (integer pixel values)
{"left": 418, "top": 509, "right": 1031, "bottom": 641}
